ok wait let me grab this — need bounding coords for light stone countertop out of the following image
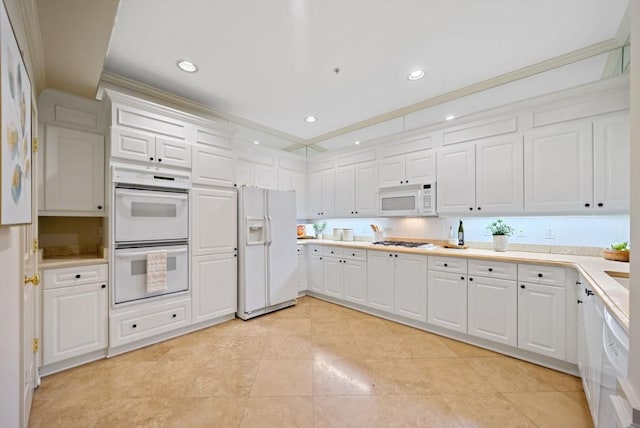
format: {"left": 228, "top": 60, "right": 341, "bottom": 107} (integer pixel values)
{"left": 40, "top": 255, "right": 109, "bottom": 269}
{"left": 298, "top": 239, "right": 631, "bottom": 332}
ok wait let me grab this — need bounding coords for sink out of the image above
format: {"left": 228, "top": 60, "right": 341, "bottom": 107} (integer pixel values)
{"left": 605, "top": 271, "right": 630, "bottom": 289}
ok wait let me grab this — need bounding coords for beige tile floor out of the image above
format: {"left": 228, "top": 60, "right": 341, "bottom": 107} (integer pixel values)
{"left": 29, "top": 296, "right": 593, "bottom": 428}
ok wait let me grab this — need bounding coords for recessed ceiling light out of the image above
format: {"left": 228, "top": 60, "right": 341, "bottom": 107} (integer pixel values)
{"left": 445, "top": 115, "right": 456, "bottom": 121}
{"left": 253, "top": 140, "right": 260, "bottom": 145}
{"left": 304, "top": 115, "right": 318, "bottom": 123}
{"left": 176, "top": 59, "right": 198, "bottom": 73}
{"left": 354, "top": 141, "right": 361, "bottom": 145}
{"left": 407, "top": 69, "right": 425, "bottom": 81}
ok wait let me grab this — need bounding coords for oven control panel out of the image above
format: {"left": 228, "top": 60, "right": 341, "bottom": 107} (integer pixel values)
{"left": 113, "top": 167, "right": 191, "bottom": 189}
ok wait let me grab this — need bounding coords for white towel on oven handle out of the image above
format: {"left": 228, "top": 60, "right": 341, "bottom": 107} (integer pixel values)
{"left": 146, "top": 250, "right": 168, "bottom": 293}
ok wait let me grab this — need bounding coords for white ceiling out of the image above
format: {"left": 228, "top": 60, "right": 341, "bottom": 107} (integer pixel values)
{"left": 104, "top": 0, "right": 627, "bottom": 144}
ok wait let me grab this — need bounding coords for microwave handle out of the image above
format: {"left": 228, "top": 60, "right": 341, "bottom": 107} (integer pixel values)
{"left": 115, "top": 248, "right": 188, "bottom": 258}
{"left": 116, "top": 190, "right": 188, "bottom": 201}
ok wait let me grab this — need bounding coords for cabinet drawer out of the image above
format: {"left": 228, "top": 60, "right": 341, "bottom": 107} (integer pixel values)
{"left": 44, "top": 264, "right": 108, "bottom": 289}
{"left": 428, "top": 256, "right": 467, "bottom": 274}
{"left": 109, "top": 299, "right": 191, "bottom": 347}
{"left": 468, "top": 259, "right": 517, "bottom": 280}
{"left": 323, "top": 246, "right": 344, "bottom": 257}
{"left": 296, "top": 245, "right": 306, "bottom": 255}
{"left": 518, "top": 264, "right": 566, "bottom": 287}
{"left": 343, "top": 248, "right": 366, "bottom": 261}
{"left": 307, "top": 245, "right": 323, "bottom": 256}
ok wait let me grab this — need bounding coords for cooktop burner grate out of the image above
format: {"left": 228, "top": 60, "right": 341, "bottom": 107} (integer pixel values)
{"left": 372, "top": 240, "right": 428, "bottom": 248}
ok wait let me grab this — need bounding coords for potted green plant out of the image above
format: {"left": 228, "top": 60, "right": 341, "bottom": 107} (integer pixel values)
{"left": 487, "top": 219, "right": 514, "bottom": 252}
{"left": 312, "top": 221, "right": 327, "bottom": 239}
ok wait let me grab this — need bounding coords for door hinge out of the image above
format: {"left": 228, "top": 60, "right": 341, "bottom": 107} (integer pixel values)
{"left": 32, "top": 138, "right": 38, "bottom": 153}
{"left": 32, "top": 238, "right": 38, "bottom": 252}
{"left": 32, "top": 338, "right": 39, "bottom": 353}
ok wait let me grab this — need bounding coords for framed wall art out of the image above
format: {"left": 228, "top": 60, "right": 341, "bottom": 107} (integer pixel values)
{"left": 0, "top": 0, "right": 32, "bottom": 226}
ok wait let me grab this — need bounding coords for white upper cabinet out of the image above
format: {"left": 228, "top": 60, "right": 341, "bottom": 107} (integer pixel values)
{"left": 191, "top": 188, "right": 237, "bottom": 256}
{"left": 155, "top": 137, "right": 192, "bottom": 169}
{"left": 436, "top": 145, "right": 476, "bottom": 214}
{"left": 355, "top": 161, "right": 378, "bottom": 216}
{"left": 279, "top": 168, "right": 307, "bottom": 218}
{"left": 334, "top": 166, "right": 356, "bottom": 216}
{"left": 308, "top": 169, "right": 335, "bottom": 218}
{"left": 524, "top": 122, "right": 593, "bottom": 212}
{"left": 111, "top": 127, "right": 191, "bottom": 169}
{"left": 334, "top": 161, "right": 377, "bottom": 217}
{"left": 192, "top": 144, "right": 234, "bottom": 188}
{"left": 593, "top": 113, "right": 630, "bottom": 211}
{"left": 43, "top": 126, "right": 105, "bottom": 214}
{"left": 379, "top": 149, "right": 435, "bottom": 187}
{"left": 475, "top": 135, "right": 523, "bottom": 213}
{"left": 236, "top": 159, "right": 278, "bottom": 189}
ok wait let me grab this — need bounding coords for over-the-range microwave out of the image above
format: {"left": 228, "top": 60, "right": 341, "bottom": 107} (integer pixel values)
{"left": 378, "top": 182, "right": 437, "bottom": 217}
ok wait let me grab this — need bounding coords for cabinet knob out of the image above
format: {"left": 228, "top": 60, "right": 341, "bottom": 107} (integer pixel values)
{"left": 330, "top": 251, "right": 334, "bottom": 254}
{"left": 233, "top": 184, "right": 238, "bottom": 187}
{"left": 444, "top": 263, "right": 448, "bottom": 267}
{"left": 234, "top": 248, "right": 237, "bottom": 251}
{"left": 101, "top": 284, "right": 106, "bottom": 289}
{"left": 537, "top": 273, "right": 543, "bottom": 278}
{"left": 351, "top": 211, "right": 354, "bottom": 214}
{"left": 355, "top": 211, "right": 358, "bottom": 214}
{"left": 460, "top": 276, "right": 465, "bottom": 280}
{"left": 394, "top": 254, "right": 398, "bottom": 258}
{"left": 149, "top": 157, "right": 154, "bottom": 161}
{"left": 75, "top": 274, "right": 81, "bottom": 279}
{"left": 319, "top": 257, "right": 322, "bottom": 260}
{"left": 477, "top": 207, "right": 482, "bottom": 211}
{"left": 469, "top": 207, "right": 473, "bottom": 211}
{"left": 158, "top": 158, "right": 162, "bottom": 162}
{"left": 172, "top": 314, "right": 177, "bottom": 318}
{"left": 389, "top": 254, "right": 393, "bottom": 257}
{"left": 132, "top": 324, "right": 137, "bottom": 328}
{"left": 597, "top": 203, "right": 604, "bottom": 207}
{"left": 352, "top": 253, "right": 355, "bottom": 256}
{"left": 234, "top": 254, "right": 237, "bottom": 257}
{"left": 488, "top": 268, "right": 493, "bottom": 272}
{"left": 469, "top": 277, "right": 474, "bottom": 281}
{"left": 577, "top": 299, "right": 583, "bottom": 304}
{"left": 400, "top": 181, "right": 404, "bottom": 184}
{"left": 97, "top": 205, "right": 103, "bottom": 210}
{"left": 520, "top": 285, "right": 525, "bottom": 289}
{"left": 584, "top": 203, "right": 590, "bottom": 207}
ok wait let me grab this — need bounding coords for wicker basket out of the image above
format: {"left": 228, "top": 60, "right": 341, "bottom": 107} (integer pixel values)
{"left": 602, "top": 249, "right": 630, "bottom": 262}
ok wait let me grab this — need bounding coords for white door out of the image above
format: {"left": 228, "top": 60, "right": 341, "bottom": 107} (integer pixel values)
{"left": 367, "top": 251, "right": 395, "bottom": 311}
{"left": 192, "top": 254, "right": 237, "bottom": 323}
{"left": 379, "top": 155, "right": 406, "bottom": 187}
{"left": 191, "top": 188, "right": 237, "bottom": 256}
{"left": 427, "top": 271, "right": 468, "bottom": 332}
{"left": 593, "top": 114, "right": 630, "bottom": 211}
{"left": 475, "top": 135, "right": 523, "bottom": 213}
{"left": 111, "top": 127, "right": 155, "bottom": 163}
{"left": 320, "top": 170, "right": 335, "bottom": 217}
{"left": 192, "top": 145, "right": 235, "bottom": 187}
{"left": 334, "top": 166, "right": 355, "bottom": 216}
{"left": 255, "top": 164, "right": 278, "bottom": 189}
{"left": 467, "top": 276, "right": 517, "bottom": 346}
{"left": 44, "top": 126, "right": 104, "bottom": 212}
{"left": 355, "top": 161, "right": 378, "bottom": 216}
{"left": 524, "top": 122, "right": 593, "bottom": 212}
{"left": 343, "top": 260, "right": 366, "bottom": 304}
{"left": 436, "top": 145, "right": 476, "bottom": 214}
{"left": 308, "top": 254, "right": 324, "bottom": 293}
{"left": 406, "top": 150, "right": 436, "bottom": 185}
{"left": 518, "top": 282, "right": 566, "bottom": 359}
{"left": 266, "top": 190, "right": 297, "bottom": 305}
{"left": 155, "top": 137, "right": 191, "bottom": 169}
{"left": 323, "top": 258, "right": 344, "bottom": 299}
{"left": 394, "top": 254, "right": 427, "bottom": 322}
{"left": 43, "top": 283, "right": 108, "bottom": 365}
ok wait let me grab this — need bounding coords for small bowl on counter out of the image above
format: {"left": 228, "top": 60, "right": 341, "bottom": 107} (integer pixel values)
{"left": 602, "top": 249, "right": 630, "bottom": 262}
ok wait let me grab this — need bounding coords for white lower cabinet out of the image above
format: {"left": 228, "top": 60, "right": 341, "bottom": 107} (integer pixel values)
{"left": 467, "top": 276, "right": 517, "bottom": 347}
{"left": 394, "top": 254, "right": 427, "bottom": 322}
{"left": 296, "top": 247, "right": 308, "bottom": 293}
{"left": 343, "top": 260, "right": 367, "bottom": 304}
{"left": 192, "top": 254, "right": 237, "bottom": 323}
{"left": 427, "top": 271, "right": 467, "bottom": 333}
{"left": 308, "top": 254, "right": 324, "bottom": 294}
{"left": 323, "top": 257, "right": 344, "bottom": 298}
{"left": 518, "top": 281, "right": 566, "bottom": 359}
{"left": 366, "top": 251, "right": 395, "bottom": 312}
{"left": 43, "top": 281, "right": 108, "bottom": 365}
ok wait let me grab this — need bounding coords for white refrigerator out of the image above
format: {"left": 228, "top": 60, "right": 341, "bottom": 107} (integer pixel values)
{"left": 237, "top": 186, "right": 298, "bottom": 320}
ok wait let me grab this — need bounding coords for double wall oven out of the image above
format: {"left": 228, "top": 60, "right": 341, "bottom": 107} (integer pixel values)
{"left": 113, "top": 167, "right": 190, "bottom": 304}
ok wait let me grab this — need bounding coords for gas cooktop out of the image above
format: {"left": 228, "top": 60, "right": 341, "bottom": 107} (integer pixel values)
{"left": 372, "top": 240, "right": 437, "bottom": 249}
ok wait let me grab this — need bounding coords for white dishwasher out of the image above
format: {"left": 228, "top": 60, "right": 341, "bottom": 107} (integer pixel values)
{"left": 597, "top": 308, "right": 629, "bottom": 428}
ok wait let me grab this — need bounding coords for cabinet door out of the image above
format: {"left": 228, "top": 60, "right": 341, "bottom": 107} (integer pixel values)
{"left": 45, "top": 126, "right": 104, "bottom": 212}
{"left": 343, "top": 259, "right": 367, "bottom": 304}
{"left": 518, "top": 282, "right": 566, "bottom": 359}
{"left": 394, "top": 254, "right": 427, "bottom": 322}
{"left": 307, "top": 254, "right": 324, "bottom": 293}
{"left": 235, "top": 160, "right": 254, "bottom": 186}
{"left": 155, "top": 137, "right": 192, "bottom": 169}
{"left": 307, "top": 172, "right": 322, "bottom": 218}
{"left": 427, "top": 271, "right": 467, "bottom": 332}
{"left": 43, "top": 282, "right": 107, "bottom": 365}
{"left": 323, "top": 258, "right": 344, "bottom": 299}
{"left": 366, "top": 251, "right": 395, "bottom": 311}
{"left": 436, "top": 145, "right": 476, "bottom": 214}
{"left": 254, "top": 164, "right": 278, "bottom": 189}
{"left": 379, "top": 155, "right": 406, "bottom": 187}
{"left": 192, "top": 145, "right": 235, "bottom": 187}
{"left": 355, "top": 161, "right": 378, "bottom": 216}
{"left": 475, "top": 135, "right": 523, "bottom": 213}
{"left": 406, "top": 150, "right": 436, "bottom": 185}
{"left": 334, "top": 166, "right": 356, "bottom": 216}
{"left": 320, "top": 170, "right": 335, "bottom": 217}
{"left": 278, "top": 169, "right": 293, "bottom": 191}
{"left": 524, "top": 122, "right": 592, "bottom": 212}
{"left": 296, "top": 253, "right": 308, "bottom": 292}
{"left": 467, "top": 276, "right": 517, "bottom": 346}
{"left": 192, "top": 254, "right": 237, "bottom": 323}
{"left": 111, "top": 127, "right": 154, "bottom": 163}
{"left": 292, "top": 172, "right": 307, "bottom": 219}
{"left": 191, "top": 188, "right": 237, "bottom": 256}
{"left": 593, "top": 114, "right": 630, "bottom": 211}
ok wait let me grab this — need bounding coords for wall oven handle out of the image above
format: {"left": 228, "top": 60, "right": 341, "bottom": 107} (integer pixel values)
{"left": 115, "top": 248, "right": 188, "bottom": 258}
{"left": 116, "top": 190, "right": 188, "bottom": 201}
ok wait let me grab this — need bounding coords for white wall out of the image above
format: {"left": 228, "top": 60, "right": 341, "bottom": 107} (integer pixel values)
{"left": 309, "top": 215, "right": 629, "bottom": 248}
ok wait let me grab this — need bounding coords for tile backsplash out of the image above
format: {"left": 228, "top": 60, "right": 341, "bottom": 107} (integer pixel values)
{"left": 39, "top": 216, "right": 104, "bottom": 257}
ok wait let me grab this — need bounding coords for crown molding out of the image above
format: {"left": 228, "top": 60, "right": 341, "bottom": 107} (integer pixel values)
{"left": 98, "top": 71, "right": 306, "bottom": 145}
{"left": 19, "top": 0, "right": 46, "bottom": 94}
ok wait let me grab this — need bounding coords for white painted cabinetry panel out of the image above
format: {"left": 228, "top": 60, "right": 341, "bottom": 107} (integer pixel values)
{"left": 394, "top": 254, "right": 427, "bottom": 322}
{"left": 323, "top": 257, "right": 344, "bottom": 299}
{"left": 308, "top": 254, "right": 324, "bottom": 293}
{"left": 593, "top": 113, "right": 630, "bottom": 211}
{"left": 366, "top": 251, "right": 395, "bottom": 311}
{"left": 518, "top": 282, "right": 566, "bottom": 359}
{"left": 155, "top": 137, "right": 191, "bottom": 168}
{"left": 192, "top": 254, "right": 237, "bottom": 323}
{"left": 427, "top": 271, "right": 468, "bottom": 333}
{"left": 192, "top": 145, "right": 234, "bottom": 187}
{"left": 436, "top": 145, "right": 476, "bottom": 214}
{"left": 334, "top": 167, "right": 356, "bottom": 216}
{"left": 191, "top": 188, "right": 237, "bottom": 256}
{"left": 475, "top": 135, "right": 523, "bottom": 213}
{"left": 343, "top": 260, "right": 367, "bottom": 304}
{"left": 111, "top": 127, "right": 154, "bottom": 163}
{"left": 467, "top": 275, "right": 517, "bottom": 346}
